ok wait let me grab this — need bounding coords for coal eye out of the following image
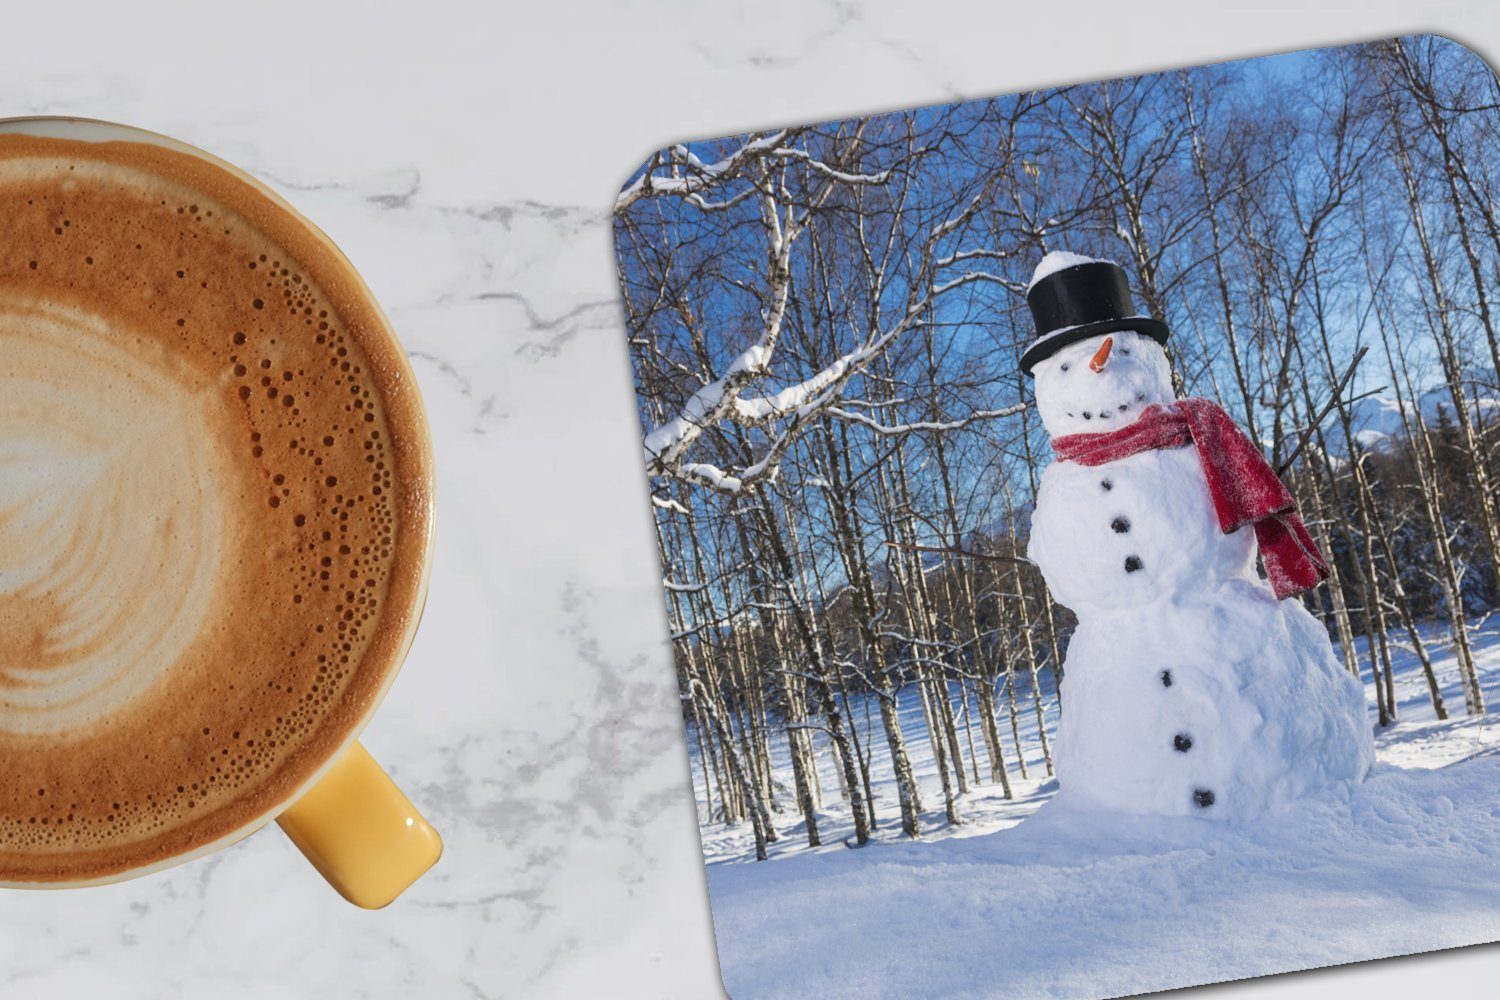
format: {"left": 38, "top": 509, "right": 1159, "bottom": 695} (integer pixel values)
{"left": 1060, "top": 363, "right": 1070, "bottom": 372}
{"left": 1121, "top": 348, "right": 1131, "bottom": 356}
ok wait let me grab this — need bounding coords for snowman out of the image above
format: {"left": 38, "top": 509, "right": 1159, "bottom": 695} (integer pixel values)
{"left": 1021, "top": 252, "right": 1373, "bottom": 819}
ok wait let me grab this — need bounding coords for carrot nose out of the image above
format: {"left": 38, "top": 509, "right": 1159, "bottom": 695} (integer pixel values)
{"left": 1089, "top": 336, "right": 1114, "bottom": 373}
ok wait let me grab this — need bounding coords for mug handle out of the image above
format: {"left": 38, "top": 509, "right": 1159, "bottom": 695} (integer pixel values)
{"left": 276, "top": 741, "right": 442, "bottom": 908}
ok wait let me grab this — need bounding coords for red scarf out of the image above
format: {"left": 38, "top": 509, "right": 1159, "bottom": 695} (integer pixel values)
{"left": 1051, "top": 397, "right": 1328, "bottom": 601}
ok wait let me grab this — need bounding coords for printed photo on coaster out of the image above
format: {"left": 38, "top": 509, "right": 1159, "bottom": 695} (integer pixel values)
{"left": 613, "top": 34, "right": 1500, "bottom": 1000}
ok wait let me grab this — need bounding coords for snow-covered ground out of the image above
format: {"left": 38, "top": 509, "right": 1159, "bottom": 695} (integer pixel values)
{"left": 692, "top": 615, "right": 1500, "bottom": 998}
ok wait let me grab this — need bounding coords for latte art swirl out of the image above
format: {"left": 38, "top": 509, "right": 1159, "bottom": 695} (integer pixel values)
{"left": 0, "top": 300, "right": 227, "bottom": 735}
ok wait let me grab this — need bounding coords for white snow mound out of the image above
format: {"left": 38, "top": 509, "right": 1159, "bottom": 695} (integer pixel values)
{"left": 709, "top": 755, "right": 1500, "bottom": 1000}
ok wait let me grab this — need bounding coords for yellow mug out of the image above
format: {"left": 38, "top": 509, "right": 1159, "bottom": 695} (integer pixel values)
{"left": 0, "top": 117, "right": 440, "bottom": 909}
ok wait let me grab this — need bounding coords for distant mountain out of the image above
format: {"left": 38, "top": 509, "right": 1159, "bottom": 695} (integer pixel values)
{"left": 1326, "top": 386, "right": 1500, "bottom": 457}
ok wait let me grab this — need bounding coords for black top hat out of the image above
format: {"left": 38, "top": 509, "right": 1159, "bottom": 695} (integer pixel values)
{"left": 1019, "top": 257, "right": 1170, "bottom": 375}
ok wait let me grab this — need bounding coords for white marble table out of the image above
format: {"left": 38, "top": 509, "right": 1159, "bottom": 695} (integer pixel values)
{"left": 1, "top": 2, "right": 1498, "bottom": 996}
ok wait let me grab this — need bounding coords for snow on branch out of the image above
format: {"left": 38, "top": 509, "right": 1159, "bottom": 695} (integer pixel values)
{"left": 676, "top": 462, "right": 746, "bottom": 492}
{"left": 766, "top": 146, "right": 892, "bottom": 185}
{"left": 654, "top": 306, "right": 1013, "bottom": 495}
{"left": 732, "top": 358, "right": 861, "bottom": 425}
{"left": 618, "top": 129, "right": 896, "bottom": 217}
{"left": 643, "top": 340, "right": 776, "bottom": 474}
{"left": 651, "top": 494, "right": 690, "bottom": 515}
{"left": 615, "top": 130, "right": 793, "bottom": 215}
{"left": 647, "top": 284, "right": 1009, "bottom": 493}
{"left": 826, "top": 403, "right": 1027, "bottom": 436}
{"left": 935, "top": 247, "right": 1018, "bottom": 270}
{"left": 634, "top": 128, "right": 1015, "bottom": 495}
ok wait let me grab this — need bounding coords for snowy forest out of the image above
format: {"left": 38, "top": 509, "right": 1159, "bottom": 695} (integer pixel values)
{"left": 613, "top": 36, "right": 1500, "bottom": 864}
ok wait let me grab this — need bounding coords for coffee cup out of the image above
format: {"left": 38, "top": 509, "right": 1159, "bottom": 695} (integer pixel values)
{"left": 0, "top": 117, "right": 440, "bottom": 908}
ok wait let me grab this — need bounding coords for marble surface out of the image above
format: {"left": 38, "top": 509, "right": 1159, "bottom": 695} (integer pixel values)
{"left": 2, "top": 2, "right": 1499, "bottom": 997}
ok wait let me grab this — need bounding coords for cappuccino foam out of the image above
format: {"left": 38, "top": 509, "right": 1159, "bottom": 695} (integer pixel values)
{"left": 0, "top": 134, "right": 431, "bottom": 883}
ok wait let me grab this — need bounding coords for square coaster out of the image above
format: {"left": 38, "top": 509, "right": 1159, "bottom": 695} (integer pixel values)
{"left": 614, "top": 34, "right": 1500, "bottom": 998}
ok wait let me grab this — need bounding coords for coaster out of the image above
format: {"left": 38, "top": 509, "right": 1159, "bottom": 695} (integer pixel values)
{"left": 614, "top": 34, "right": 1500, "bottom": 998}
